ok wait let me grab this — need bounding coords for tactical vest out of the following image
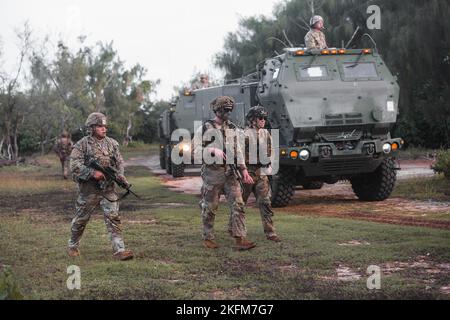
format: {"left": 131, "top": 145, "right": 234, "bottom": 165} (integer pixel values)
{"left": 201, "top": 119, "right": 240, "bottom": 165}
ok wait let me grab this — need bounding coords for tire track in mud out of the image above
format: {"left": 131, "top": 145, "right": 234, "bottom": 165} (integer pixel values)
{"left": 281, "top": 205, "right": 450, "bottom": 230}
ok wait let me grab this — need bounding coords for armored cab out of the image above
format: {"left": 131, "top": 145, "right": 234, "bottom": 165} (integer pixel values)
{"left": 158, "top": 47, "right": 403, "bottom": 206}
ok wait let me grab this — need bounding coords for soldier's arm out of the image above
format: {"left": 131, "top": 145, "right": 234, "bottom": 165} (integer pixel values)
{"left": 70, "top": 140, "right": 94, "bottom": 182}
{"left": 192, "top": 124, "right": 206, "bottom": 161}
{"left": 112, "top": 140, "right": 125, "bottom": 176}
{"left": 266, "top": 130, "right": 273, "bottom": 161}
{"left": 322, "top": 33, "right": 328, "bottom": 49}
{"left": 305, "top": 32, "right": 315, "bottom": 49}
{"left": 235, "top": 128, "right": 247, "bottom": 171}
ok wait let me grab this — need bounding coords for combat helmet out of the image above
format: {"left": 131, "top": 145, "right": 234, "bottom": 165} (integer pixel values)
{"left": 246, "top": 106, "right": 268, "bottom": 124}
{"left": 310, "top": 15, "right": 324, "bottom": 27}
{"left": 85, "top": 112, "right": 107, "bottom": 127}
{"left": 210, "top": 96, "right": 235, "bottom": 113}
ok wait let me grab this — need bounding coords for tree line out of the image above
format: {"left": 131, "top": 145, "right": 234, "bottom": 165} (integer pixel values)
{"left": 215, "top": 0, "right": 450, "bottom": 149}
{"left": 0, "top": 23, "right": 167, "bottom": 160}
{"left": 1, "top": 1, "right": 449, "bottom": 161}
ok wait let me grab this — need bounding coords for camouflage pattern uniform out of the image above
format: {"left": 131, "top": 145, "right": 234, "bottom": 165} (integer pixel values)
{"left": 243, "top": 128, "right": 278, "bottom": 239}
{"left": 243, "top": 106, "right": 279, "bottom": 241}
{"left": 54, "top": 132, "right": 73, "bottom": 179}
{"left": 305, "top": 15, "right": 328, "bottom": 50}
{"left": 68, "top": 113, "right": 129, "bottom": 255}
{"left": 192, "top": 97, "right": 248, "bottom": 241}
{"left": 305, "top": 29, "right": 327, "bottom": 50}
{"left": 192, "top": 75, "right": 210, "bottom": 90}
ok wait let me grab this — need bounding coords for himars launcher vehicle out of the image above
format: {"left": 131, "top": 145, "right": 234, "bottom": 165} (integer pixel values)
{"left": 158, "top": 47, "right": 404, "bottom": 207}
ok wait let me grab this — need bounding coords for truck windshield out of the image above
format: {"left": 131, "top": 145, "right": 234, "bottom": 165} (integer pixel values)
{"left": 343, "top": 62, "right": 378, "bottom": 79}
{"left": 299, "top": 65, "right": 329, "bottom": 79}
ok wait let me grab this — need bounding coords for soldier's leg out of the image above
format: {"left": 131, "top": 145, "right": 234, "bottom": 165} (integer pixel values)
{"left": 63, "top": 158, "right": 69, "bottom": 179}
{"left": 60, "top": 158, "right": 65, "bottom": 178}
{"left": 68, "top": 193, "right": 101, "bottom": 249}
{"left": 229, "top": 182, "right": 253, "bottom": 235}
{"left": 224, "top": 175, "right": 247, "bottom": 239}
{"left": 100, "top": 193, "right": 126, "bottom": 253}
{"left": 254, "top": 176, "right": 278, "bottom": 238}
{"left": 200, "top": 182, "right": 222, "bottom": 240}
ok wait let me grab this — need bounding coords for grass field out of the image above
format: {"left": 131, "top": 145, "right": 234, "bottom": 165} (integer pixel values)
{"left": 0, "top": 151, "right": 449, "bottom": 300}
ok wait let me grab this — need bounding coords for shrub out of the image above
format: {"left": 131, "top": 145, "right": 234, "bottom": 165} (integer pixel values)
{"left": 432, "top": 149, "right": 450, "bottom": 179}
{"left": 0, "top": 266, "right": 23, "bottom": 300}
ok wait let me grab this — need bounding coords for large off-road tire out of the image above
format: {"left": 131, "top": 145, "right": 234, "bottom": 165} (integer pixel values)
{"left": 270, "top": 169, "right": 295, "bottom": 208}
{"left": 350, "top": 158, "right": 397, "bottom": 201}
{"left": 172, "top": 163, "right": 185, "bottom": 178}
{"left": 302, "top": 181, "right": 324, "bottom": 190}
{"left": 159, "top": 145, "right": 166, "bottom": 170}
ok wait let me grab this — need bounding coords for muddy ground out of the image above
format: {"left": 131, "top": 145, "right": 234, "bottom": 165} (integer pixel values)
{"left": 126, "top": 156, "right": 450, "bottom": 230}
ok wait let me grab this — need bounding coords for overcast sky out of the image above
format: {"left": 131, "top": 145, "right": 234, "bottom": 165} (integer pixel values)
{"left": 0, "top": 0, "right": 280, "bottom": 100}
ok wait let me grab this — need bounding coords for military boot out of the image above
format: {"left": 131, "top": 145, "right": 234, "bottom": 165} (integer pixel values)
{"left": 267, "top": 234, "right": 281, "bottom": 242}
{"left": 113, "top": 250, "right": 134, "bottom": 261}
{"left": 203, "top": 239, "right": 220, "bottom": 249}
{"left": 233, "top": 238, "right": 256, "bottom": 251}
{"left": 68, "top": 248, "right": 80, "bottom": 257}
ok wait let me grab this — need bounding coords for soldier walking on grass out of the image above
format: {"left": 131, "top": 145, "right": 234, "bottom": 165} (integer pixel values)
{"left": 54, "top": 131, "right": 73, "bottom": 180}
{"left": 242, "top": 106, "right": 281, "bottom": 242}
{"left": 67, "top": 112, "right": 134, "bottom": 261}
{"left": 192, "top": 96, "right": 257, "bottom": 251}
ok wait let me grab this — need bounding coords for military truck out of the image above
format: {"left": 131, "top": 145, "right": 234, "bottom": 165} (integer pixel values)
{"left": 158, "top": 47, "right": 403, "bottom": 207}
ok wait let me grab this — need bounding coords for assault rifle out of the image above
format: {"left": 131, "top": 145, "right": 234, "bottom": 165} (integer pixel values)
{"left": 229, "top": 163, "right": 245, "bottom": 192}
{"left": 87, "top": 157, "right": 141, "bottom": 201}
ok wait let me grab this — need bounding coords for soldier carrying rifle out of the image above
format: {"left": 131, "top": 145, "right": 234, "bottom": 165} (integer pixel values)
{"left": 67, "top": 112, "right": 134, "bottom": 261}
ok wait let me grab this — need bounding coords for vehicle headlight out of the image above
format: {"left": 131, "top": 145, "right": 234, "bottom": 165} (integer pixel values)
{"left": 299, "top": 149, "right": 311, "bottom": 161}
{"left": 382, "top": 143, "right": 392, "bottom": 154}
{"left": 179, "top": 143, "right": 191, "bottom": 152}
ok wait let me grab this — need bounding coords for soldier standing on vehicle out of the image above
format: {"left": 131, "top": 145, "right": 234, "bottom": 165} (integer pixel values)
{"left": 192, "top": 74, "right": 210, "bottom": 90}
{"left": 241, "top": 106, "right": 281, "bottom": 242}
{"left": 68, "top": 112, "right": 134, "bottom": 261}
{"left": 54, "top": 131, "right": 73, "bottom": 180}
{"left": 193, "top": 96, "right": 257, "bottom": 251}
{"left": 305, "top": 15, "right": 328, "bottom": 50}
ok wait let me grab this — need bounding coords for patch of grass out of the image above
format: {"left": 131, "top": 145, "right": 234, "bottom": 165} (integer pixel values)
{"left": 0, "top": 160, "right": 449, "bottom": 300}
{"left": 393, "top": 175, "right": 450, "bottom": 202}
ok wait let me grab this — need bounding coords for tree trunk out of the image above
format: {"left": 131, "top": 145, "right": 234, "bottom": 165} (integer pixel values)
{"left": 13, "top": 132, "right": 18, "bottom": 160}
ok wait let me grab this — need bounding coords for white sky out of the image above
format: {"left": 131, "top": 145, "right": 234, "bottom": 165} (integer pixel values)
{"left": 0, "top": 0, "right": 280, "bottom": 100}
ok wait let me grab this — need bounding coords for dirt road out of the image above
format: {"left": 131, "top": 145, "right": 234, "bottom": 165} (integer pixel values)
{"left": 126, "top": 156, "right": 450, "bottom": 230}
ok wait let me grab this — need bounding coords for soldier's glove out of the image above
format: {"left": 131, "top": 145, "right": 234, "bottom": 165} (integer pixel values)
{"left": 93, "top": 170, "right": 106, "bottom": 181}
{"left": 117, "top": 174, "right": 131, "bottom": 189}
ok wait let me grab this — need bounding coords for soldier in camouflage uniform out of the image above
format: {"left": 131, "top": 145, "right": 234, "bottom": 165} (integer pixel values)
{"left": 192, "top": 74, "right": 210, "bottom": 90}
{"left": 67, "top": 113, "right": 133, "bottom": 261}
{"left": 54, "top": 131, "right": 73, "bottom": 179}
{"left": 242, "top": 106, "right": 281, "bottom": 242}
{"left": 305, "top": 15, "right": 328, "bottom": 50}
{"left": 193, "top": 96, "right": 256, "bottom": 251}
